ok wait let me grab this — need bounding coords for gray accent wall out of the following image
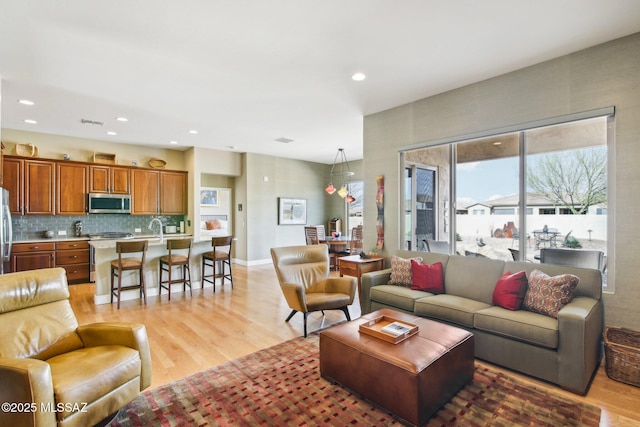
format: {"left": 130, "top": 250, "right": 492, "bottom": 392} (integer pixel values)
{"left": 363, "top": 32, "right": 640, "bottom": 329}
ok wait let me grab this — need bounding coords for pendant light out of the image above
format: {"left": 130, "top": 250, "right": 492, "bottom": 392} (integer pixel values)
{"left": 326, "top": 148, "right": 356, "bottom": 202}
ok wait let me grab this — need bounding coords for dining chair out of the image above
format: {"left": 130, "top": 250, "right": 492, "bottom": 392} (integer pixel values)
{"left": 202, "top": 236, "right": 234, "bottom": 292}
{"left": 349, "top": 225, "right": 363, "bottom": 255}
{"left": 110, "top": 240, "right": 148, "bottom": 309}
{"left": 159, "top": 238, "right": 193, "bottom": 300}
{"left": 304, "top": 226, "right": 320, "bottom": 245}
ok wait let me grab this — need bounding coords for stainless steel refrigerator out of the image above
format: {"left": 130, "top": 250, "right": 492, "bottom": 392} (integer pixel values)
{"left": 1, "top": 188, "right": 13, "bottom": 274}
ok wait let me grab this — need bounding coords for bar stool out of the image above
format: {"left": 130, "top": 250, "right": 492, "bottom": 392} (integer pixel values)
{"left": 110, "top": 240, "right": 148, "bottom": 309}
{"left": 159, "top": 238, "right": 193, "bottom": 300}
{"left": 201, "top": 236, "right": 233, "bottom": 292}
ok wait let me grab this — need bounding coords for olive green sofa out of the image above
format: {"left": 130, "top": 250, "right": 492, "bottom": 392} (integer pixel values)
{"left": 361, "top": 250, "right": 603, "bottom": 394}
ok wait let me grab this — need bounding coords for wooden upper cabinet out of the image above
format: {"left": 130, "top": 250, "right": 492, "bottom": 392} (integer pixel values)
{"left": 25, "top": 160, "right": 55, "bottom": 215}
{"left": 3, "top": 157, "right": 24, "bottom": 215}
{"left": 89, "top": 165, "right": 130, "bottom": 194}
{"left": 131, "top": 169, "right": 159, "bottom": 215}
{"left": 57, "top": 163, "right": 88, "bottom": 215}
{"left": 160, "top": 171, "right": 187, "bottom": 215}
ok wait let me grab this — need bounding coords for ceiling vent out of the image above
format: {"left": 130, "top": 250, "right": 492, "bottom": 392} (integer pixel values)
{"left": 81, "top": 119, "right": 104, "bottom": 126}
{"left": 274, "top": 137, "right": 294, "bottom": 143}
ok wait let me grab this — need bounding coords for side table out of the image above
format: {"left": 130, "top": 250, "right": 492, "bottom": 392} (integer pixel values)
{"left": 338, "top": 255, "right": 385, "bottom": 304}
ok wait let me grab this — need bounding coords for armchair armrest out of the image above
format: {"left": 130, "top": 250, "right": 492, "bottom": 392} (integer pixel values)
{"left": 77, "top": 322, "right": 152, "bottom": 390}
{"left": 360, "top": 268, "right": 392, "bottom": 314}
{"left": 279, "top": 282, "right": 307, "bottom": 313}
{"left": 0, "top": 358, "right": 56, "bottom": 427}
{"left": 557, "top": 296, "right": 603, "bottom": 394}
{"left": 324, "top": 277, "right": 357, "bottom": 304}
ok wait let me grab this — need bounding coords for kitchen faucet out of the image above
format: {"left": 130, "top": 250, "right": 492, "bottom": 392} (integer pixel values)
{"left": 148, "top": 218, "right": 163, "bottom": 243}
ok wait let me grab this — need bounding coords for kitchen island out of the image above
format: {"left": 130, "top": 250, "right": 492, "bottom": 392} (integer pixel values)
{"left": 90, "top": 234, "right": 225, "bottom": 305}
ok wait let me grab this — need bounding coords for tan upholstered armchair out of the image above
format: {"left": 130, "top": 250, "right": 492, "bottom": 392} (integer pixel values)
{"left": 0, "top": 268, "right": 151, "bottom": 427}
{"left": 270, "top": 244, "right": 356, "bottom": 337}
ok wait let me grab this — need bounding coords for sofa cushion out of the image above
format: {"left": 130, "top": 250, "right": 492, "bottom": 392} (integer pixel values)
{"left": 523, "top": 270, "right": 579, "bottom": 318}
{"left": 410, "top": 261, "right": 444, "bottom": 293}
{"left": 370, "top": 285, "right": 430, "bottom": 312}
{"left": 492, "top": 271, "right": 528, "bottom": 310}
{"left": 389, "top": 256, "right": 423, "bottom": 287}
{"left": 414, "top": 294, "right": 491, "bottom": 328}
{"left": 474, "top": 306, "right": 559, "bottom": 349}
{"left": 443, "top": 255, "right": 505, "bottom": 305}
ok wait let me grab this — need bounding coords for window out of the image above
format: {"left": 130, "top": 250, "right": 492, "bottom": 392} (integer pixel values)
{"left": 400, "top": 110, "right": 612, "bottom": 290}
{"left": 494, "top": 208, "right": 515, "bottom": 215}
{"left": 345, "top": 181, "right": 363, "bottom": 233}
{"left": 403, "top": 164, "right": 438, "bottom": 250}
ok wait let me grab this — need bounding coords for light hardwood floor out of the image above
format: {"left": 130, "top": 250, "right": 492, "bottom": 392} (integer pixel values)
{"left": 68, "top": 264, "right": 640, "bottom": 427}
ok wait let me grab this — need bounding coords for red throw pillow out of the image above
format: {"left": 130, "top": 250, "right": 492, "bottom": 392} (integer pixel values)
{"left": 410, "top": 260, "right": 444, "bottom": 294}
{"left": 492, "top": 271, "right": 529, "bottom": 310}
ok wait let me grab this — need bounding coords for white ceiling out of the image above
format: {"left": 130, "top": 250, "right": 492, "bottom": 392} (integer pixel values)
{"left": 1, "top": 1, "right": 640, "bottom": 165}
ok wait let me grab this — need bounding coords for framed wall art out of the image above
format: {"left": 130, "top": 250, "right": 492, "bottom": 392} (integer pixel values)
{"left": 278, "top": 198, "right": 307, "bottom": 225}
{"left": 200, "top": 188, "right": 219, "bottom": 207}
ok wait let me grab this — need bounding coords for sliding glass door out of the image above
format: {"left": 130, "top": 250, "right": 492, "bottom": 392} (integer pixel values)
{"left": 400, "top": 111, "right": 611, "bottom": 283}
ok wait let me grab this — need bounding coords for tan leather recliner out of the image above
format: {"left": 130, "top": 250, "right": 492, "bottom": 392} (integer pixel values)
{"left": 270, "top": 244, "right": 356, "bottom": 337}
{"left": 0, "top": 268, "right": 152, "bottom": 427}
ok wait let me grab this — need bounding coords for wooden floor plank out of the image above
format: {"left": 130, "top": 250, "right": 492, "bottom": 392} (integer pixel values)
{"left": 68, "top": 263, "right": 640, "bottom": 426}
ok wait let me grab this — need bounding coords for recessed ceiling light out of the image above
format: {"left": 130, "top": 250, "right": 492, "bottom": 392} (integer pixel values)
{"left": 493, "top": 142, "right": 502, "bottom": 146}
{"left": 18, "top": 99, "right": 35, "bottom": 106}
{"left": 106, "top": 131, "right": 117, "bottom": 136}
{"left": 116, "top": 117, "right": 128, "bottom": 122}
{"left": 188, "top": 130, "right": 198, "bottom": 135}
{"left": 24, "top": 119, "right": 37, "bottom": 124}
{"left": 169, "top": 140, "right": 178, "bottom": 145}
{"left": 352, "top": 73, "right": 366, "bottom": 81}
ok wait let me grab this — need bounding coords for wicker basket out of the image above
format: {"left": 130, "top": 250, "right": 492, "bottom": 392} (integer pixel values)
{"left": 604, "top": 326, "right": 640, "bottom": 387}
{"left": 15, "top": 143, "right": 39, "bottom": 157}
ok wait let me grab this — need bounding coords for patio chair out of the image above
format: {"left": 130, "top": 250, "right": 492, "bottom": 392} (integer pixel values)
{"left": 539, "top": 248, "right": 606, "bottom": 273}
{"left": 425, "top": 239, "right": 449, "bottom": 254}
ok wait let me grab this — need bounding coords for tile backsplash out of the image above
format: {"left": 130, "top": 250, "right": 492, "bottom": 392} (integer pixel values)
{"left": 11, "top": 214, "right": 186, "bottom": 240}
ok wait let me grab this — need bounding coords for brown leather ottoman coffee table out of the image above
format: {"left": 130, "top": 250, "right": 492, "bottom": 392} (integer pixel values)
{"left": 319, "top": 308, "right": 474, "bottom": 427}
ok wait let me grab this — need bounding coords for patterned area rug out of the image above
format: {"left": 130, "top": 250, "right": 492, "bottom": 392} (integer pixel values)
{"left": 109, "top": 336, "right": 600, "bottom": 426}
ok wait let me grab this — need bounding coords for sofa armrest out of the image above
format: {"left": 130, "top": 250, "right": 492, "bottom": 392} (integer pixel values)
{"left": 77, "top": 322, "right": 152, "bottom": 390}
{"left": 0, "top": 357, "right": 57, "bottom": 427}
{"left": 360, "top": 268, "right": 392, "bottom": 314}
{"left": 324, "top": 277, "right": 357, "bottom": 305}
{"left": 557, "top": 296, "right": 603, "bottom": 394}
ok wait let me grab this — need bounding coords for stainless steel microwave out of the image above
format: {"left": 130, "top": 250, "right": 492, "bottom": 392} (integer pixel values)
{"left": 88, "top": 193, "right": 131, "bottom": 214}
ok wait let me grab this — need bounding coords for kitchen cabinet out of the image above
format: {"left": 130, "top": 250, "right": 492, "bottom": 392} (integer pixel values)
{"left": 131, "top": 169, "right": 160, "bottom": 215}
{"left": 55, "top": 240, "right": 90, "bottom": 283}
{"left": 89, "top": 165, "right": 130, "bottom": 194}
{"left": 57, "top": 163, "right": 89, "bottom": 215}
{"left": 131, "top": 169, "right": 187, "bottom": 215}
{"left": 160, "top": 171, "right": 187, "bottom": 215}
{"left": 11, "top": 242, "right": 55, "bottom": 272}
{"left": 3, "top": 157, "right": 23, "bottom": 215}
